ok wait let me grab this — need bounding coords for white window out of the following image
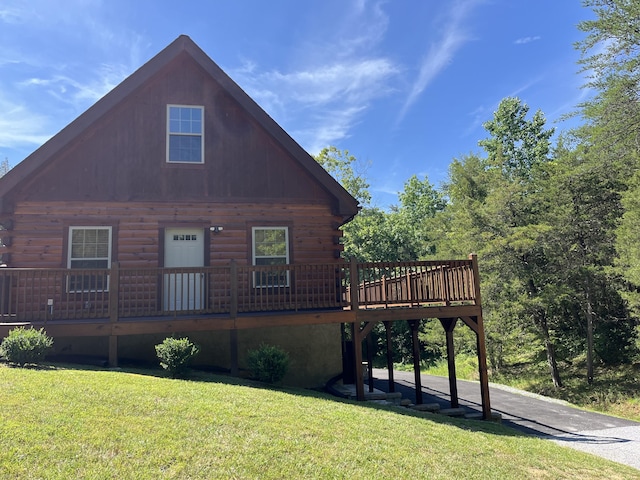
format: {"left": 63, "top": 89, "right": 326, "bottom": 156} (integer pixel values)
{"left": 67, "top": 227, "right": 112, "bottom": 292}
{"left": 252, "top": 227, "right": 289, "bottom": 287}
{"left": 167, "top": 105, "right": 204, "bottom": 163}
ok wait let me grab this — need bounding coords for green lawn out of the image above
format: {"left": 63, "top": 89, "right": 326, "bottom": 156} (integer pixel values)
{"left": 1, "top": 363, "right": 639, "bottom": 479}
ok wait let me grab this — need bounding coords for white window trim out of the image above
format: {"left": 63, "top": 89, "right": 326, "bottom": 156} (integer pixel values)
{"left": 166, "top": 104, "right": 205, "bottom": 164}
{"left": 67, "top": 226, "right": 112, "bottom": 293}
{"left": 252, "top": 226, "right": 290, "bottom": 288}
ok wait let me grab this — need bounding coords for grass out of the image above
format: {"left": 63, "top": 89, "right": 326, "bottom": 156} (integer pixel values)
{"left": 422, "top": 354, "right": 640, "bottom": 422}
{"left": 2, "top": 363, "right": 640, "bottom": 479}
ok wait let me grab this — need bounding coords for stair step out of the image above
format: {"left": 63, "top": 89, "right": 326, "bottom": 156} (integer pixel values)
{"left": 409, "top": 402, "right": 441, "bottom": 412}
{"left": 464, "top": 412, "right": 503, "bottom": 423}
{"left": 439, "top": 407, "right": 467, "bottom": 417}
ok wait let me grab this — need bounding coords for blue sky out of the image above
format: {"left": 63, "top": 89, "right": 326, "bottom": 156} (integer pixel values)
{"left": 0, "top": 0, "right": 593, "bottom": 207}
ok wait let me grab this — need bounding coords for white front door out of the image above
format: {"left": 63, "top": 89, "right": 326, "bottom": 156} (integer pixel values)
{"left": 164, "top": 228, "right": 205, "bottom": 311}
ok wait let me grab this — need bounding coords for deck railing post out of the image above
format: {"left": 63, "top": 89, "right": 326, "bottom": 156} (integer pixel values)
{"left": 382, "top": 276, "right": 387, "bottom": 306}
{"left": 230, "top": 259, "right": 238, "bottom": 318}
{"left": 406, "top": 269, "right": 413, "bottom": 304}
{"left": 469, "top": 253, "right": 482, "bottom": 306}
{"left": 439, "top": 265, "right": 449, "bottom": 306}
{"left": 109, "top": 262, "right": 120, "bottom": 324}
{"left": 349, "top": 257, "right": 359, "bottom": 310}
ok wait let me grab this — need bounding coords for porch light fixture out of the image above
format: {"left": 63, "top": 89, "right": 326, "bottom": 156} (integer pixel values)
{"left": 210, "top": 226, "right": 223, "bottom": 233}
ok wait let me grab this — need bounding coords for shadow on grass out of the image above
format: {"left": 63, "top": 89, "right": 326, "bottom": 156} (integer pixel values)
{"left": 0, "top": 360, "right": 57, "bottom": 370}
{"left": 3, "top": 358, "right": 523, "bottom": 437}
{"left": 17, "top": 356, "right": 526, "bottom": 439}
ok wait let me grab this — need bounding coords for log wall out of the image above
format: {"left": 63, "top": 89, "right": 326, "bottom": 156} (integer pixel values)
{"left": 5, "top": 200, "right": 344, "bottom": 269}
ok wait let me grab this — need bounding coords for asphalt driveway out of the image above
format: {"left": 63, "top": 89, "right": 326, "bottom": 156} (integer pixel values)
{"left": 371, "top": 368, "right": 640, "bottom": 470}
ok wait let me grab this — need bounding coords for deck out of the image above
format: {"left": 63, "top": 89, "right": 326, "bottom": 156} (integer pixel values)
{"left": 0, "top": 256, "right": 481, "bottom": 333}
{"left": 0, "top": 255, "right": 491, "bottom": 418}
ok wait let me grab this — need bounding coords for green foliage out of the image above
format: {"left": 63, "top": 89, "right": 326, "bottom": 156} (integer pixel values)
{"left": 342, "top": 207, "right": 419, "bottom": 262}
{"left": 577, "top": 0, "right": 640, "bottom": 89}
{"left": 314, "top": 146, "right": 371, "bottom": 205}
{"left": 616, "top": 171, "right": 640, "bottom": 313}
{"left": 155, "top": 336, "right": 200, "bottom": 377}
{"left": 442, "top": 97, "right": 566, "bottom": 385}
{"left": 479, "top": 97, "right": 554, "bottom": 181}
{"left": 395, "top": 175, "right": 446, "bottom": 258}
{"left": 0, "top": 327, "right": 53, "bottom": 366}
{"left": 422, "top": 353, "right": 480, "bottom": 380}
{"left": 247, "top": 343, "right": 290, "bottom": 383}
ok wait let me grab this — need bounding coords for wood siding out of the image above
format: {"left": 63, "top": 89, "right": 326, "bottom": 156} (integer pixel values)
{"left": 6, "top": 53, "right": 335, "bottom": 210}
{"left": 4, "top": 201, "right": 344, "bottom": 269}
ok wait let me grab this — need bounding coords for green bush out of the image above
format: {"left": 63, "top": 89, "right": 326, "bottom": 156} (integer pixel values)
{"left": 247, "top": 343, "right": 290, "bottom": 384}
{"left": 0, "top": 327, "right": 53, "bottom": 366}
{"left": 155, "top": 336, "right": 200, "bottom": 377}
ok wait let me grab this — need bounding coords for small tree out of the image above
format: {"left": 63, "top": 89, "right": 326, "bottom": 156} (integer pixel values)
{"left": 155, "top": 337, "right": 200, "bottom": 378}
{"left": 0, "top": 327, "right": 53, "bottom": 366}
{"left": 247, "top": 344, "right": 290, "bottom": 384}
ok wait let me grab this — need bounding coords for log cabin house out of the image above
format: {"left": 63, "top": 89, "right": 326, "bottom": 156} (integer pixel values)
{"left": 0, "top": 35, "right": 491, "bottom": 418}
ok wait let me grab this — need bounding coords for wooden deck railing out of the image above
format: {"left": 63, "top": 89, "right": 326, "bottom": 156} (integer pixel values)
{"left": 351, "top": 259, "right": 477, "bottom": 308}
{"left": 0, "top": 256, "right": 479, "bottom": 322}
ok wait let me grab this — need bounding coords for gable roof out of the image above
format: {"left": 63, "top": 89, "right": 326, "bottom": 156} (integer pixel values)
{"left": 0, "top": 35, "right": 359, "bottom": 221}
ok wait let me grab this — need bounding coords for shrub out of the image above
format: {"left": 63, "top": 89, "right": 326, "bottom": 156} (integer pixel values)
{"left": 0, "top": 327, "right": 53, "bottom": 366}
{"left": 155, "top": 336, "right": 200, "bottom": 377}
{"left": 247, "top": 343, "right": 290, "bottom": 384}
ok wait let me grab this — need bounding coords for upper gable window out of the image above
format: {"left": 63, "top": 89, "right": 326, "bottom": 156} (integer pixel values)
{"left": 167, "top": 105, "right": 204, "bottom": 163}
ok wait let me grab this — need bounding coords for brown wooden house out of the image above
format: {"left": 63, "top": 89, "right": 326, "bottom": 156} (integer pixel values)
{"left": 0, "top": 35, "right": 492, "bottom": 418}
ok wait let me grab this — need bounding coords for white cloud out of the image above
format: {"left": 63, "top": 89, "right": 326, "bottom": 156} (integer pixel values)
{"left": 0, "top": 7, "right": 21, "bottom": 24}
{"left": 0, "top": 95, "right": 52, "bottom": 149}
{"left": 18, "top": 62, "right": 130, "bottom": 110}
{"left": 336, "top": 0, "right": 390, "bottom": 58}
{"left": 0, "top": 0, "right": 146, "bottom": 156}
{"left": 515, "top": 36, "right": 541, "bottom": 45}
{"left": 234, "top": 58, "right": 398, "bottom": 153}
{"left": 229, "top": 0, "right": 399, "bottom": 154}
{"left": 296, "top": 105, "right": 368, "bottom": 153}
{"left": 398, "top": 0, "right": 482, "bottom": 122}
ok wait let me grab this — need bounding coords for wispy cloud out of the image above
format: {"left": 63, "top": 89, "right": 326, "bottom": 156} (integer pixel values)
{"left": 514, "top": 36, "right": 541, "bottom": 45}
{"left": 398, "top": 0, "right": 482, "bottom": 123}
{"left": 20, "top": 63, "right": 130, "bottom": 106}
{"left": 0, "top": 1, "right": 145, "bottom": 153}
{"left": 0, "top": 94, "right": 52, "bottom": 149}
{"left": 230, "top": 0, "right": 398, "bottom": 154}
{"left": 235, "top": 58, "right": 398, "bottom": 153}
{"left": 0, "top": 6, "right": 21, "bottom": 24}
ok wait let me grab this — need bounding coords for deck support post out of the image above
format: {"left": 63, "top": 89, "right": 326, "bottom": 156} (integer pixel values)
{"left": 108, "top": 261, "right": 120, "bottom": 368}
{"left": 353, "top": 320, "right": 376, "bottom": 401}
{"left": 353, "top": 323, "right": 365, "bottom": 401}
{"left": 475, "top": 314, "right": 492, "bottom": 420}
{"left": 469, "top": 254, "right": 492, "bottom": 419}
{"left": 230, "top": 329, "right": 238, "bottom": 376}
{"left": 383, "top": 321, "right": 395, "bottom": 392}
{"left": 229, "top": 260, "right": 239, "bottom": 377}
{"left": 439, "top": 318, "right": 459, "bottom": 408}
{"left": 408, "top": 319, "right": 423, "bottom": 404}
{"left": 366, "top": 330, "right": 374, "bottom": 393}
{"left": 108, "top": 336, "right": 118, "bottom": 368}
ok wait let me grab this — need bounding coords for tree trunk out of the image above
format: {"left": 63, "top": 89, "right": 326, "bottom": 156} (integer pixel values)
{"left": 537, "top": 311, "right": 563, "bottom": 388}
{"left": 585, "top": 291, "right": 595, "bottom": 385}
